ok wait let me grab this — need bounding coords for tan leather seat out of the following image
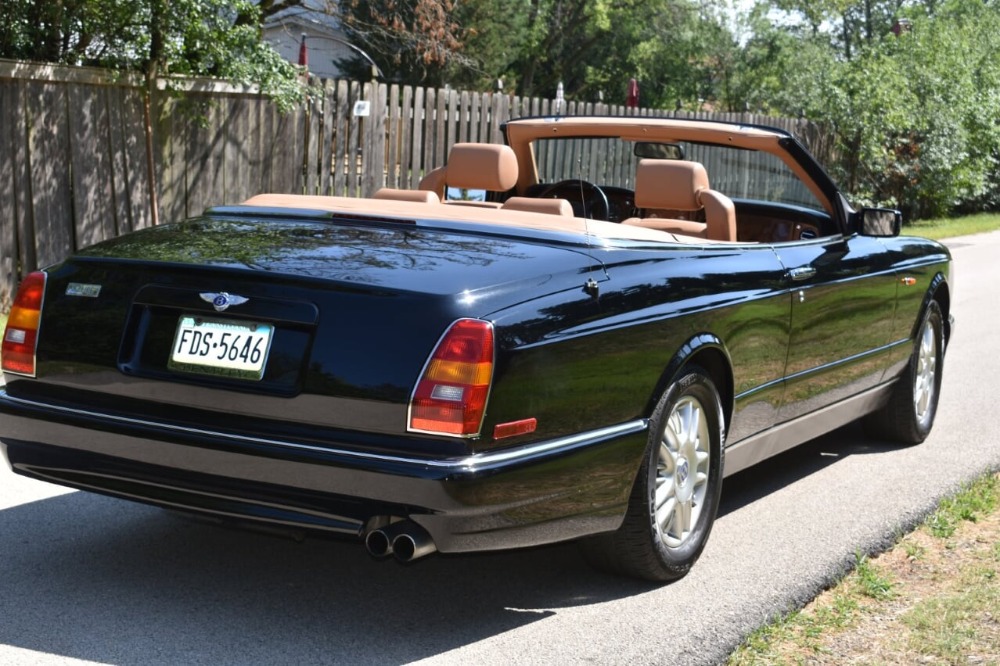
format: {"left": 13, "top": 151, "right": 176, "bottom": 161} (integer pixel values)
{"left": 501, "top": 197, "right": 574, "bottom": 217}
{"left": 418, "top": 143, "right": 518, "bottom": 207}
{"left": 622, "top": 160, "right": 737, "bottom": 241}
{"left": 372, "top": 188, "right": 440, "bottom": 204}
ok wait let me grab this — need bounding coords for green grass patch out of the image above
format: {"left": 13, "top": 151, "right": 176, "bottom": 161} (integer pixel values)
{"left": 727, "top": 472, "right": 1000, "bottom": 665}
{"left": 927, "top": 474, "right": 997, "bottom": 538}
{"left": 905, "top": 212, "right": 1000, "bottom": 240}
{"left": 899, "top": 546, "right": 1000, "bottom": 662}
{"left": 854, "top": 552, "right": 895, "bottom": 600}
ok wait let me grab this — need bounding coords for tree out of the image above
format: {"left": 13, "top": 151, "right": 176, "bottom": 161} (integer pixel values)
{"left": 748, "top": 0, "right": 1000, "bottom": 218}
{"left": 0, "top": 0, "right": 306, "bottom": 109}
{"left": 336, "top": 0, "right": 467, "bottom": 86}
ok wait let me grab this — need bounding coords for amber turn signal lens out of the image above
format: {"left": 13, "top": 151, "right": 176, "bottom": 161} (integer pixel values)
{"left": 2, "top": 271, "right": 47, "bottom": 377}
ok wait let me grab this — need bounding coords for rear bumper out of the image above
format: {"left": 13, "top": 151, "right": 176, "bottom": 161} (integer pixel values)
{"left": 0, "top": 389, "right": 647, "bottom": 553}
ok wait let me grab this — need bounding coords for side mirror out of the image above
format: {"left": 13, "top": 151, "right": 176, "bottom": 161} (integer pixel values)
{"left": 859, "top": 207, "right": 902, "bottom": 237}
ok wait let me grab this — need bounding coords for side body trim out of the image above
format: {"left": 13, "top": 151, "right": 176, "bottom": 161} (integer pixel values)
{"left": 725, "top": 382, "right": 895, "bottom": 477}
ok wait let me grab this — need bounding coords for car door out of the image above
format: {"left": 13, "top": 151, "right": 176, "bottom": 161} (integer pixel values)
{"left": 774, "top": 234, "right": 899, "bottom": 422}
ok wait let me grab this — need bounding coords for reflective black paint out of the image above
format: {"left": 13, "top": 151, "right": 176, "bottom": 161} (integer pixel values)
{"left": 0, "top": 206, "right": 952, "bottom": 553}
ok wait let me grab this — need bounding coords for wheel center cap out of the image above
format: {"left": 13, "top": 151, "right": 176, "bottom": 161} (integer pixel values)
{"left": 676, "top": 458, "right": 690, "bottom": 487}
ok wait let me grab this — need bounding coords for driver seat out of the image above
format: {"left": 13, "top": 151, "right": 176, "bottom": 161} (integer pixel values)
{"left": 623, "top": 160, "right": 737, "bottom": 241}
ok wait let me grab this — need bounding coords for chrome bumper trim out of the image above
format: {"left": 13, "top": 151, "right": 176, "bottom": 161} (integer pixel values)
{"left": 0, "top": 389, "right": 647, "bottom": 474}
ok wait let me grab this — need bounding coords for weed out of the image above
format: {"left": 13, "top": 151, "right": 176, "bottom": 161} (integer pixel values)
{"left": 854, "top": 552, "right": 895, "bottom": 601}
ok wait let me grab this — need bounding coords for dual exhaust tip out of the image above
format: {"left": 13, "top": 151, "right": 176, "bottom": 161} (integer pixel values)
{"left": 365, "top": 520, "right": 437, "bottom": 563}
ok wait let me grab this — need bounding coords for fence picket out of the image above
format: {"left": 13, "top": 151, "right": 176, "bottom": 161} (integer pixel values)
{"left": 26, "top": 80, "right": 73, "bottom": 268}
{"left": 68, "top": 83, "right": 116, "bottom": 248}
{"left": 0, "top": 81, "right": 17, "bottom": 309}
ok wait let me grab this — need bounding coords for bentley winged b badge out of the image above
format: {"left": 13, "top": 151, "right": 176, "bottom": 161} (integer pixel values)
{"left": 200, "top": 292, "right": 249, "bottom": 312}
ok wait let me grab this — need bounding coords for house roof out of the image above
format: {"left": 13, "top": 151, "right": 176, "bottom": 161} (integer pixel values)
{"left": 260, "top": 0, "right": 342, "bottom": 33}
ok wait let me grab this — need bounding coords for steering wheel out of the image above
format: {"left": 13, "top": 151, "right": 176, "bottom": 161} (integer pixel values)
{"left": 537, "top": 179, "right": 611, "bottom": 221}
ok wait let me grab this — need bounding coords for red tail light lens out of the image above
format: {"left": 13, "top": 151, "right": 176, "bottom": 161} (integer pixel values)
{"left": 2, "top": 271, "right": 47, "bottom": 377}
{"left": 409, "top": 319, "right": 494, "bottom": 437}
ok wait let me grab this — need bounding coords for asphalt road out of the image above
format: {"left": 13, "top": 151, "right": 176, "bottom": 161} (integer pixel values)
{"left": 1, "top": 232, "right": 997, "bottom": 666}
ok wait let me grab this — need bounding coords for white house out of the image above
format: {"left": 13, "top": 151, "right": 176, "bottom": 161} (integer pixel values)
{"left": 262, "top": 1, "right": 353, "bottom": 80}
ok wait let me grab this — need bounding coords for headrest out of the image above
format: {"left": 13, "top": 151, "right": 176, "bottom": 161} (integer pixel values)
{"left": 446, "top": 143, "right": 518, "bottom": 192}
{"left": 501, "top": 197, "right": 574, "bottom": 217}
{"left": 634, "top": 159, "right": 710, "bottom": 211}
{"left": 372, "top": 188, "right": 440, "bottom": 204}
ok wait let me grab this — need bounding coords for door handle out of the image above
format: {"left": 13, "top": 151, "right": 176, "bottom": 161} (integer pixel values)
{"left": 788, "top": 267, "right": 816, "bottom": 281}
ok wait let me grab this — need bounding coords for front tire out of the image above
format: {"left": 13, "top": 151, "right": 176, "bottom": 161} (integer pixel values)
{"left": 583, "top": 367, "right": 725, "bottom": 582}
{"left": 865, "top": 300, "right": 944, "bottom": 444}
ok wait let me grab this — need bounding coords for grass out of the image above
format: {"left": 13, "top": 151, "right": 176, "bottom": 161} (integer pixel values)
{"left": 728, "top": 472, "right": 1000, "bottom": 665}
{"left": 905, "top": 212, "right": 1000, "bottom": 240}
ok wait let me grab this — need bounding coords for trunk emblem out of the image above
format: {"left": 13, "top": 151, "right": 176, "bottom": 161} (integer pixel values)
{"left": 200, "top": 292, "right": 249, "bottom": 312}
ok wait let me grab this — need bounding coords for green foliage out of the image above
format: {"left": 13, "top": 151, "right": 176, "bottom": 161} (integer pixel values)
{"left": 741, "top": 0, "right": 1000, "bottom": 219}
{"left": 338, "top": 0, "right": 738, "bottom": 105}
{"left": 0, "top": 0, "right": 306, "bottom": 111}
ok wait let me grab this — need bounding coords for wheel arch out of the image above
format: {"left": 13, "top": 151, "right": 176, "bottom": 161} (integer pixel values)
{"left": 927, "top": 271, "right": 952, "bottom": 348}
{"left": 648, "top": 333, "right": 734, "bottom": 434}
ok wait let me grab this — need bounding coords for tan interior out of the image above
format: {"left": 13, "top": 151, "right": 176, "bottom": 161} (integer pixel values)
{"left": 238, "top": 118, "right": 834, "bottom": 246}
{"left": 503, "top": 117, "right": 835, "bottom": 216}
{"left": 240, "top": 193, "right": 714, "bottom": 244}
{"left": 501, "top": 197, "right": 574, "bottom": 217}
{"left": 622, "top": 160, "right": 737, "bottom": 242}
{"left": 373, "top": 188, "right": 440, "bottom": 204}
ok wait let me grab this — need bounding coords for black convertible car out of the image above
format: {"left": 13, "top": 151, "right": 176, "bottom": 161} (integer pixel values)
{"left": 0, "top": 116, "right": 953, "bottom": 581}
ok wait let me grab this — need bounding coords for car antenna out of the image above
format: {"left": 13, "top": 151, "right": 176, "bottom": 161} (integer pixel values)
{"left": 577, "top": 154, "right": 601, "bottom": 300}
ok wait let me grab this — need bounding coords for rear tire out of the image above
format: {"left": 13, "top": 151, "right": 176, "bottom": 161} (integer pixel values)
{"left": 582, "top": 366, "right": 724, "bottom": 582}
{"left": 864, "top": 300, "right": 944, "bottom": 444}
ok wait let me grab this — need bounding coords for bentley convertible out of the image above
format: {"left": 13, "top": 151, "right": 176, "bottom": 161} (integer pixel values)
{"left": 0, "top": 116, "right": 953, "bottom": 581}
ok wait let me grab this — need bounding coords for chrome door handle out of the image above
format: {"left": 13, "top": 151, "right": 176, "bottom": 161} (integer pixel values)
{"left": 788, "top": 267, "right": 816, "bottom": 281}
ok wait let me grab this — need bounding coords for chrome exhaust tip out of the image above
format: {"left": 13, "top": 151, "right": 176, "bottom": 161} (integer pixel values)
{"left": 391, "top": 528, "right": 437, "bottom": 563}
{"left": 364, "top": 520, "right": 437, "bottom": 562}
{"left": 364, "top": 528, "right": 394, "bottom": 558}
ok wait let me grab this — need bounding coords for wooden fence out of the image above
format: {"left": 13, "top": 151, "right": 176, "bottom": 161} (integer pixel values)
{"left": 0, "top": 59, "right": 834, "bottom": 310}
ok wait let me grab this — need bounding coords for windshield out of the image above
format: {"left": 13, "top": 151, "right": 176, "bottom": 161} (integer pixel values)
{"left": 533, "top": 137, "right": 824, "bottom": 211}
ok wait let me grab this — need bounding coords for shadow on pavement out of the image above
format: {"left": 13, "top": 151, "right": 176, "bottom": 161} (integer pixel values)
{"left": 719, "top": 422, "right": 900, "bottom": 518}
{"left": 0, "top": 422, "right": 899, "bottom": 664}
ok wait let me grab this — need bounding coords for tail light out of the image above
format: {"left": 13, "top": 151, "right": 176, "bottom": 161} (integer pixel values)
{"left": 408, "top": 319, "right": 494, "bottom": 437}
{"left": 2, "top": 271, "right": 47, "bottom": 377}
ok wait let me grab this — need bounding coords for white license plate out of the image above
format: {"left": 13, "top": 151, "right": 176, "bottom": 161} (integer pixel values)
{"left": 168, "top": 315, "right": 274, "bottom": 381}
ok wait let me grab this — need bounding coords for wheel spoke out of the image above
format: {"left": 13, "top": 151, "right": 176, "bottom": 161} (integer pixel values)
{"left": 913, "top": 320, "right": 938, "bottom": 422}
{"left": 676, "top": 498, "right": 692, "bottom": 533}
{"left": 655, "top": 495, "right": 677, "bottom": 531}
{"left": 654, "top": 476, "right": 675, "bottom": 511}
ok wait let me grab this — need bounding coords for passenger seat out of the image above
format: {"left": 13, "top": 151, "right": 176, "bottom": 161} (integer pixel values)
{"left": 622, "top": 160, "right": 737, "bottom": 241}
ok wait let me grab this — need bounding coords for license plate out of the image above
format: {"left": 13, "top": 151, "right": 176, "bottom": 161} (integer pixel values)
{"left": 168, "top": 315, "right": 274, "bottom": 381}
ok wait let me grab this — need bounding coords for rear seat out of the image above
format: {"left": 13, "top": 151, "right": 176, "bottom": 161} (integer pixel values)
{"left": 372, "top": 189, "right": 440, "bottom": 204}
{"left": 501, "top": 197, "right": 573, "bottom": 216}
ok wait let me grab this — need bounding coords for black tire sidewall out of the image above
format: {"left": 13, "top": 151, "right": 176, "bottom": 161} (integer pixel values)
{"left": 643, "top": 367, "right": 725, "bottom": 571}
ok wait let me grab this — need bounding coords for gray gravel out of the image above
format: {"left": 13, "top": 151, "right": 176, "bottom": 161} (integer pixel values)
{"left": 1, "top": 231, "right": 996, "bottom": 665}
